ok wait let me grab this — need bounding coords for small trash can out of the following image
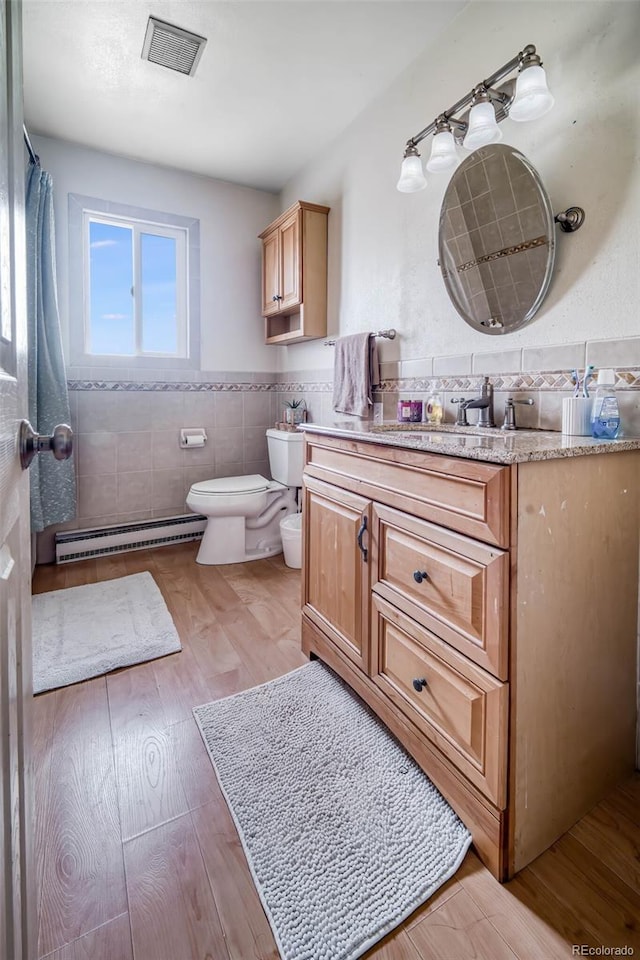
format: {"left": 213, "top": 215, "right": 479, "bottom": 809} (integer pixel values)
{"left": 280, "top": 513, "right": 302, "bottom": 569}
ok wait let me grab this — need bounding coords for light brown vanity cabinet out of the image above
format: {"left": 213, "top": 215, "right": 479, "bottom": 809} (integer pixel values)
{"left": 259, "top": 200, "right": 329, "bottom": 344}
{"left": 301, "top": 431, "right": 640, "bottom": 881}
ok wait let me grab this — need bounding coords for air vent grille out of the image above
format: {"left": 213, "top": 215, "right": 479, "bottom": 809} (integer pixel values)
{"left": 142, "top": 17, "right": 207, "bottom": 77}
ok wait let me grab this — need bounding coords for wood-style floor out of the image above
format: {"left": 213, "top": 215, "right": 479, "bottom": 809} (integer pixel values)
{"left": 33, "top": 542, "right": 640, "bottom": 960}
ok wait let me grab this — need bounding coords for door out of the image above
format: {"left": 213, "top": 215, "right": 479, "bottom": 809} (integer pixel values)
{"left": 278, "top": 209, "right": 300, "bottom": 311}
{"left": 302, "top": 476, "right": 370, "bottom": 671}
{"left": 0, "top": 2, "right": 36, "bottom": 958}
{"left": 261, "top": 227, "right": 280, "bottom": 316}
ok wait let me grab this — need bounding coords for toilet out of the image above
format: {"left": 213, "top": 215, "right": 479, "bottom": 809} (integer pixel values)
{"left": 186, "top": 428, "right": 304, "bottom": 565}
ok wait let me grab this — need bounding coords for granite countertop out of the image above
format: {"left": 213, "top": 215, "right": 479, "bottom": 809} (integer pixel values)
{"left": 299, "top": 421, "right": 640, "bottom": 465}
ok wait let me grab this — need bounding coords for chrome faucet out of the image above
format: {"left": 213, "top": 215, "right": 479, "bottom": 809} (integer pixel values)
{"left": 450, "top": 376, "right": 496, "bottom": 428}
{"left": 501, "top": 397, "right": 535, "bottom": 430}
{"left": 450, "top": 396, "right": 492, "bottom": 427}
{"left": 475, "top": 376, "right": 495, "bottom": 427}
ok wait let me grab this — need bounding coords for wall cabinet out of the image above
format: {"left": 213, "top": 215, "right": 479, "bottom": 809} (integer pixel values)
{"left": 301, "top": 432, "right": 640, "bottom": 880}
{"left": 259, "top": 200, "right": 329, "bottom": 344}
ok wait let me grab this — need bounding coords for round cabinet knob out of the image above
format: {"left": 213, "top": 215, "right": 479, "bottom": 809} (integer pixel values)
{"left": 412, "top": 677, "right": 428, "bottom": 692}
{"left": 413, "top": 570, "right": 428, "bottom": 584}
{"left": 272, "top": 295, "right": 279, "bottom": 301}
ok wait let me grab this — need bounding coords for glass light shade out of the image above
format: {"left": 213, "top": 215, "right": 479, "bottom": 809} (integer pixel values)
{"left": 509, "top": 64, "right": 555, "bottom": 121}
{"left": 426, "top": 130, "right": 459, "bottom": 172}
{"left": 396, "top": 155, "right": 427, "bottom": 193}
{"left": 462, "top": 101, "right": 502, "bottom": 150}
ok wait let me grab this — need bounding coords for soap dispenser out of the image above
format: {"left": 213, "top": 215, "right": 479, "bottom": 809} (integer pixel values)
{"left": 590, "top": 369, "right": 621, "bottom": 439}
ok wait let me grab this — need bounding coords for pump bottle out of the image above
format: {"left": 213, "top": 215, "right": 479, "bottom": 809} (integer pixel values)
{"left": 590, "top": 369, "right": 621, "bottom": 439}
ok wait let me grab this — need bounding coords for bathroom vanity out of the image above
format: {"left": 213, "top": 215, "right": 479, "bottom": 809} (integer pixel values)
{"left": 300, "top": 423, "right": 640, "bottom": 880}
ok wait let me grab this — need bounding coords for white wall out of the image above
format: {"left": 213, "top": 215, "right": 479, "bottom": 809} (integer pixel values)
{"left": 277, "top": 0, "right": 640, "bottom": 373}
{"left": 33, "top": 135, "right": 279, "bottom": 373}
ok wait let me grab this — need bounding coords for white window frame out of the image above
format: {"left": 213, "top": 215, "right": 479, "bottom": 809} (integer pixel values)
{"left": 69, "top": 193, "right": 200, "bottom": 372}
{"left": 83, "top": 212, "right": 188, "bottom": 359}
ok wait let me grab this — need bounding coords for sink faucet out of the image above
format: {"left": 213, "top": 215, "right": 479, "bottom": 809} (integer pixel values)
{"left": 450, "top": 396, "right": 491, "bottom": 427}
{"left": 501, "top": 396, "right": 535, "bottom": 430}
{"left": 450, "top": 377, "right": 496, "bottom": 428}
{"left": 475, "top": 376, "right": 496, "bottom": 427}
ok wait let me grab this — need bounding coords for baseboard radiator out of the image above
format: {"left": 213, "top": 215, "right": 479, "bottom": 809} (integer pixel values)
{"left": 55, "top": 514, "right": 206, "bottom": 564}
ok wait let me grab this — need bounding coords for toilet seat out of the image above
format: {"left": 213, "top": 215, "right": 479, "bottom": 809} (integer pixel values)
{"left": 190, "top": 474, "right": 268, "bottom": 497}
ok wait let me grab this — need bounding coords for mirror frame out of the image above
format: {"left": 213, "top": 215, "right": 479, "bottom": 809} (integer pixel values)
{"left": 438, "top": 144, "right": 556, "bottom": 336}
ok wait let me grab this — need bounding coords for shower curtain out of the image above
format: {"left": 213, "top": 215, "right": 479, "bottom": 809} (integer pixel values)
{"left": 26, "top": 162, "right": 76, "bottom": 532}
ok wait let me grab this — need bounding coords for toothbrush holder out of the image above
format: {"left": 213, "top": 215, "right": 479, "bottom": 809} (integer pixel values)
{"left": 562, "top": 397, "right": 592, "bottom": 436}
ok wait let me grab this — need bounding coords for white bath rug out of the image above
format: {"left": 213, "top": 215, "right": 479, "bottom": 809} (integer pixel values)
{"left": 32, "top": 571, "right": 181, "bottom": 694}
{"left": 193, "top": 660, "right": 471, "bottom": 960}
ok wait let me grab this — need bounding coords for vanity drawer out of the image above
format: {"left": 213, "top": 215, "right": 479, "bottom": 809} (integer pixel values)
{"left": 371, "top": 595, "right": 508, "bottom": 807}
{"left": 304, "top": 434, "right": 509, "bottom": 547}
{"left": 372, "top": 504, "right": 509, "bottom": 680}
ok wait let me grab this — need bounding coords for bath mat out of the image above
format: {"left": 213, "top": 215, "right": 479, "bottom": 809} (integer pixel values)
{"left": 193, "top": 660, "right": 471, "bottom": 960}
{"left": 32, "top": 572, "right": 181, "bottom": 693}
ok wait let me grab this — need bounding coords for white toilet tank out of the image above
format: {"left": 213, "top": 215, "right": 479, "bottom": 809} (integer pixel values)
{"left": 266, "top": 428, "right": 304, "bottom": 486}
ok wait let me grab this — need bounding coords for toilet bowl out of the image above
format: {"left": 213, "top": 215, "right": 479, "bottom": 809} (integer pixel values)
{"left": 186, "top": 429, "right": 304, "bottom": 565}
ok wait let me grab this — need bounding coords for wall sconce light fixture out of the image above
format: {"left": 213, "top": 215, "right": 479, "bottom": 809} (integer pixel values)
{"left": 397, "top": 44, "right": 555, "bottom": 193}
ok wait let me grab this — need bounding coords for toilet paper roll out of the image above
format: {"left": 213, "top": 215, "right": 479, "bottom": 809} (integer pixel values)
{"left": 180, "top": 428, "right": 207, "bottom": 448}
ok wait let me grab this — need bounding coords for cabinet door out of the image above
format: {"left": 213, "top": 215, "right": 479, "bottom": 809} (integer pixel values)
{"left": 302, "top": 476, "right": 370, "bottom": 671}
{"left": 261, "top": 228, "right": 280, "bottom": 316}
{"left": 278, "top": 210, "right": 301, "bottom": 311}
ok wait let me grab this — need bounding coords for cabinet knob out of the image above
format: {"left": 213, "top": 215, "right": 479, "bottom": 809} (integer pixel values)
{"left": 272, "top": 294, "right": 283, "bottom": 301}
{"left": 412, "top": 677, "right": 428, "bottom": 692}
{"left": 413, "top": 570, "right": 428, "bottom": 584}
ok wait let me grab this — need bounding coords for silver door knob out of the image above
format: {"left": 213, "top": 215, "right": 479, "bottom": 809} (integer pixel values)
{"left": 19, "top": 420, "right": 73, "bottom": 470}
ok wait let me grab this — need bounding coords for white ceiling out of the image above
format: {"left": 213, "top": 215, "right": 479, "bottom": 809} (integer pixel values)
{"left": 22, "top": 0, "right": 466, "bottom": 192}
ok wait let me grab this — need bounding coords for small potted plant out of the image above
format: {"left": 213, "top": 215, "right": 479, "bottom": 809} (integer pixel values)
{"left": 283, "top": 398, "right": 307, "bottom": 425}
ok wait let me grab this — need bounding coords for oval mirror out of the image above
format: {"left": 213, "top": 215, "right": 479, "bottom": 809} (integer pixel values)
{"left": 438, "top": 143, "right": 555, "bottom": 335}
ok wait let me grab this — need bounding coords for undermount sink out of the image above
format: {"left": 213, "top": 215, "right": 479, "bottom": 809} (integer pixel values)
{"left": 371, "top": 424, "right": 543, "bottom": 440}
{"left": 372, "top": 425, "right": 502, "bottom": 440}
{"left": 386, "top": 430, "right": 475, "bottom": 441}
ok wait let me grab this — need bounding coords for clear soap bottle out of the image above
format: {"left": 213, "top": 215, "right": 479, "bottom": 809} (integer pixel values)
{"left": 590, "top": 369, "right": 621, "bottom": 439}
{"left": 425, "top": 391, "right": 443, "bottom": 425}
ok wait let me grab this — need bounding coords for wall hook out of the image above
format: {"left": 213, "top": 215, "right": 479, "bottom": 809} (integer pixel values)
{"left": 554, "top": 206, "right": 585, "bottom": 232}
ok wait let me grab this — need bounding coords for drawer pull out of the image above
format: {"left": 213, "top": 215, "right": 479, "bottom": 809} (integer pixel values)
{"left": 413, "top": 570, "right": 429, "bottom": 584}
{"left": 357, "top": 516, "right": 368, "bottom": 562}
{"left": 412, "top": 677, "right": 428, "bottom": 692}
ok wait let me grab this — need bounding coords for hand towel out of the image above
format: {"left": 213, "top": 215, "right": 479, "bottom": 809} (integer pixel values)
{"left": 332, "top": 333, "right": 380, "bottom": 418}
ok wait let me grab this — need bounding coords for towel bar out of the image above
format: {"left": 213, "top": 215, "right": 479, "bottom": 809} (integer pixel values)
{"left": 324, "top": 329, "right": 396, "bottom": 346}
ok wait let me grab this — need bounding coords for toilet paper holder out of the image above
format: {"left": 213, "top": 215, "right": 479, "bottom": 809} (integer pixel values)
{"left": 180, "top": 428, "right": 207, "bottom": 449}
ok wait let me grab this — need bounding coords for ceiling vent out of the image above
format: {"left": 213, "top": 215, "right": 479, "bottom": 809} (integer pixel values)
{"left": 141, "top": 17, "right": 207, "bottom": 77}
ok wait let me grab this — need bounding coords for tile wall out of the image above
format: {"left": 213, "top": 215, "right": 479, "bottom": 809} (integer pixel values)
{"left": 279, "top": 335, "right": 640, "bottom": 436}
{"left": 380, "top": 336, "right": 640, "bottom": 434}
{"left": 36, "top": 372, "right": 288, "bottom": 562}
{"left": 36, "top": 334, "right": 640, "bottom": 563}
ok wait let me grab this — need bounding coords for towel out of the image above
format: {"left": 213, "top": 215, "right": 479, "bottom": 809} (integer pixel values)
{"left": 332, "top": 333, "right": 380, "bottom": 418}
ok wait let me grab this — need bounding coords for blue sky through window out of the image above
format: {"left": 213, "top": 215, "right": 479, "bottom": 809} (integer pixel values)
{"left": 89, "top": 219, "right": 181, "bottom": 356}
{"left": 89, "top": 220, "right": 134, "bottom": 354}
{"left": 141, "top": 233, "right": 178, "bottom": 354}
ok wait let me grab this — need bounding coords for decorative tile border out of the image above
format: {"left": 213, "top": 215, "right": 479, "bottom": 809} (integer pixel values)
{"left": 67, "top": 369, "right": 640, "bottom": 393}
{"left": 67, "top": 380, "right": 277, "bottom": 392}
{"left": 381, "top": 369, "right": 640, "bottom": 393}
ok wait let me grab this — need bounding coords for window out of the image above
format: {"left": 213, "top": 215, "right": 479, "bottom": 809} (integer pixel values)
{"left": 69, "top": 194, "right": 200, "bottom": 370}
{"left": 85, "top": 212, "right": 187, "bottom": 358}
